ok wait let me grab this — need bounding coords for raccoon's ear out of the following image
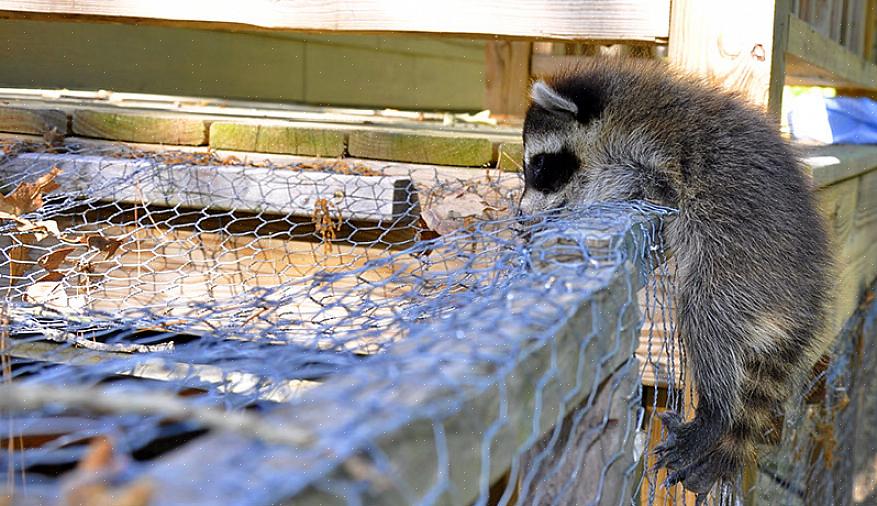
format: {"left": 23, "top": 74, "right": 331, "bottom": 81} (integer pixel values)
{"left": 530, "top": 81, "right": 578, "bottom": 118}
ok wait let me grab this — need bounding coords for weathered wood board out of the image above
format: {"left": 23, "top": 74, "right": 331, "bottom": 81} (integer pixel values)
{"left": 73, "top": 109, "right": 209, "bottom": 145}
{"left": 209, "top": 121, "right": 348, "bottom": 157}
{"left": 0, "top": 0, "right": 672, "bottom": 42}
{"left": 484, "top": 41, "right": 532, "bottom": 117}
{"left": 4, "top": 153, "right": 415, "bottom": 222}
{"left": 348, "top": 129, "right": 495, "bottom": 167}
{"left": 786, "top": 14, "right": 877, "bottom": 90}
{"left": 0, "top": 105, "right": 67, "bottom": 135}
{"left": 668, "top": 0, "right": 789, "bottom": 116}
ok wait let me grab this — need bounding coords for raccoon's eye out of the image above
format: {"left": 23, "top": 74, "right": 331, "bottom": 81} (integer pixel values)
{"left": 525, "top": 148, "right": 580, "bottom": 194}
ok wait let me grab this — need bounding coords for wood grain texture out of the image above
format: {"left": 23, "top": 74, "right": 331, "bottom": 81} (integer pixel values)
{"left": 668, "top": 0, "right": 789, "bottom": 117}
{"left": 484, "top": 41, "right": 532, "bottom": 117}
{"left": 73, "top": 109, "right": 208, "bottom": 145}
{"left": 519, "top": 361, "right": 639, "bottom": 505}
{"left": 0, "top": 0, "right": 672, "bottom": 42}
{"left": 0, "top": 106, "right": 66, "bottom": 135}
{"left": 348, "top": 130, "right": 494, "bottom": 166}
{"left": 209, "top": 121, "right": 347, "bottom": 157}
{"left": 786, "top": 14, "right": 877, "bottom": 90}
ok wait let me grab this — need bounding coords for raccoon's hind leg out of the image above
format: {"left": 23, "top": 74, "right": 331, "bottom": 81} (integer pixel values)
{"left": 655, "top": 315, "right": 793, "bottom": 496}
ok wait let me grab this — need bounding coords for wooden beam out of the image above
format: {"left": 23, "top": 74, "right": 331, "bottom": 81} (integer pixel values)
{"left": 668, "top": 0, "right": 790, "bottom": 118}
{"left": 0, "top": 106, "right": 67, "bottom": 136}
{"left": 0, "top": 0, "right": 672, "bottom": 42}
{"left": 2, "top": 153, "right": 415, "bottom": 222}
{"left": 484, "top": 41, "right": 532, "bottom": 117}
{"left": 786, "top": 13, "right": 877, "bottom": 90}
{"left": 209, "top": 121, "right": 348, "bottom": 157}
{"left": 73, "top": 109, "right": 208, "bottom": 145}
{"left": 348, "top": 130, "right": 494, "bottom": 167}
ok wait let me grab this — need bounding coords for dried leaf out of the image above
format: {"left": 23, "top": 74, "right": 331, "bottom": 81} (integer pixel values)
{"left": 38, "top": 246, "right": 76, "bottom": 271}
{"left": 0, "top": 166, "right": 62, "bottom": 215}
{"left": 8, "top": 233, "right": 35, "bottom": 279}
{"left": 78, "top": 235, "right": 123, "bottom": 259}
{"left": 36, "top": 271, "right": 66, "bottom": 283}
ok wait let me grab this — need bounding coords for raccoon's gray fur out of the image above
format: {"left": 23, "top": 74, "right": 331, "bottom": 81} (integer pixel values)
{"left": 519, "top": 58, "right": 832, "bottom": 500}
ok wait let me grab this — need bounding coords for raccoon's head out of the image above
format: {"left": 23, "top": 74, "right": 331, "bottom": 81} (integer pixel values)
{"left": 519, "top": 76, "right": 655, "bottom": 215}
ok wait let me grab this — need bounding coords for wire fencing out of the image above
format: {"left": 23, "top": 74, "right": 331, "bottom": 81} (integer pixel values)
{"left": 0, "top": 140, "right": 870, "bottom": 506}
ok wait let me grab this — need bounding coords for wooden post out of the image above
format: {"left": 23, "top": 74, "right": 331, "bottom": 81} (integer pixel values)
{"left": 668, "top": 0, "right": 791, "bottom": 119}
{"left": 484, "top": 41, "right": 532, "bottom": 118}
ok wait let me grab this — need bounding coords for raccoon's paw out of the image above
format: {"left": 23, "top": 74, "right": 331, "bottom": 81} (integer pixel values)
{"left": 653, "top": 411, "right": 720, "bottom": 471}
{"left": 663, "top": 447, "right": 740, "bottom": 501}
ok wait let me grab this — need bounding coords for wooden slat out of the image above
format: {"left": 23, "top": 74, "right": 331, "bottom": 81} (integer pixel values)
{"left": 786, "top": 13, "right": 877, "bottom": 90}
{"left": 668, "top": 0, "right": 790, "bottom": 117}
{"left": 209, "top": 121, "right": 347, "bottom": 157}
{"left": 484, "top": 41, "right": 532, "bottom": 117}
{"left": 348, "top": 129, "right": 494, "bottom": 167}
{"left": 3, "top": 153, "right": 414, "bottom": 222}
{"left": 530, "top": 54, "right": 583, "bottom": 77}
{"left": 73, "top": 109, "right": 208, "bottom": 145}
{"left": 0, "top": 0, "right": 672, "bottom": 42}
{"left": 0, "top": 106, "right": 67, "bottom": 135}
{"left": 801, "top": 144, "right": 877, "bottom": 187}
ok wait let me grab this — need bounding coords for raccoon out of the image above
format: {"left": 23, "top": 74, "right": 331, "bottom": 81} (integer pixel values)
{"left": 519, "top": 58, "right": 832, "bottom": 500}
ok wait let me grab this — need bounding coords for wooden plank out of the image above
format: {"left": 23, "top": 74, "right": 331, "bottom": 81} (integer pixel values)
{"left": 0, "top": 20, "right": 487, "bottom": 111}
{"left": 530, "top": 54, "right": 583, "bottom": 77}
{"left": 348, "top": 130, "right": 494, "bottom": 166}
{"left": 484, "top": 41, "right": 532, "bottom": 117}
{"left": 497, "top": 141, "right": 523, "bottom": 173}
{"left": 209, "top": 121, "right": 347, "bottom": 157}
{"left": 786, "top": 13, "right": 877, "bottom": 90}
{"left": 73, "top": 109, "right": 208, "bottom": 145}
{"left": 0, "top": 0, "right": 673, "bottom": 42}
{"left": 668, "top": 0, "right": 790, "bottom": 118}
{"left": 2, "top": 153, "right": 415, "bottom": 221}
{"left": 301, "top": 37, "right": 485, "bottom": 110}
{"left": 801, "top": 144, "right": 877, "bottom": 187}
{"left": 0, "top": 105, "right": 66, "bottom": 135}
{"left": 518, "top": 360, "right": 639, "bottom": 505}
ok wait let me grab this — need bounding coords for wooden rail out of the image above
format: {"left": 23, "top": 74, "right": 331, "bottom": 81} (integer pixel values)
{"left": 0, "top": 0, "right": 671, "bottom": 42}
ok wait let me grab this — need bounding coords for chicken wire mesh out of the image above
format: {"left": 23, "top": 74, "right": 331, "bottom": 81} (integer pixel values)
{"left": 0, "top": 139, "right": 868, "bottom": 506}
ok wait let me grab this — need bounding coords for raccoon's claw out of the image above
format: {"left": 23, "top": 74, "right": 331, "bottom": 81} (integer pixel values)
{"left": 652, "top": 410, "right": 699, "bottom": 470}
{"left": 662, "top": 451, "right": 731, "bottom": 498}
